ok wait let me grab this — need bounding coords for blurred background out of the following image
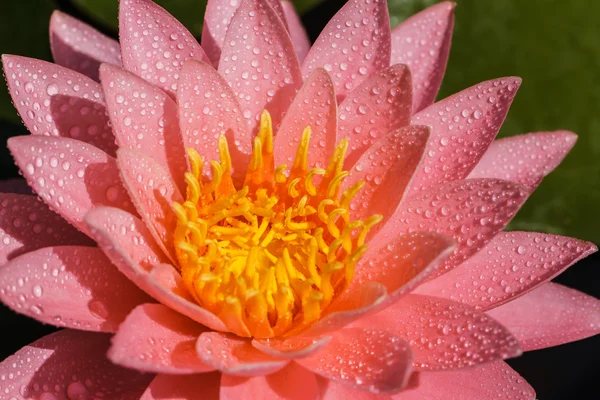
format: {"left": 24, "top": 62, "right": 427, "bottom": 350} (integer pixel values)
{"left": 0, "top": 0, "right": 598, "bottom": 398}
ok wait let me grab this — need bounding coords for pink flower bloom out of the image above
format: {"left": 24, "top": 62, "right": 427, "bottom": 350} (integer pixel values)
{"left": 1, "top": 0, "right": 598, "bottom": 398}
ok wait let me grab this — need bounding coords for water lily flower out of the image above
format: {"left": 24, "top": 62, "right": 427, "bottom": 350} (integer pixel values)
{"left": 1, "top": 0, "right": 598, "bottom": 398}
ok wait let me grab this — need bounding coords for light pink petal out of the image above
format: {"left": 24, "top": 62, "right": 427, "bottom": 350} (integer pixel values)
{"left": 251, "top": 336, "right": 332, "bottom": 359}
{"left": 381, "top": 178, "right": 530, "bottom": 278}
{"left": 321, "top": 381, "right": 389, "bottom": 400}
{"left": 281, "top": 1, "right": 311, "bottom": 63}
{"left": 274, "top": 68, "right": 337, "bottom": 169}
{"left": 0, "top": 330, "right": 153, "bottom": 399}
{"left": 119, "top": 0, "right": 210, "bottom": 96}
{"left": 221, "top": 363, "right": 320, "bottom": 400}
{"left": 0, "top": 179, "right": 33, "bottom": 195}
{"left": 391, "top": 2, "right": 455, "bottom": 113}
{"left": 117, "top": 148, "right": 183, "bottom": 262}
{"left": 109, "top": 303, "right": 213, "bottom": 373}
{"left": 342, "top": 125, "right": 428, "bottom": 223}
{"left": 2, "top": 55, "right": 117, "bottom": 155}
{"left": 415, "top": 232, "right": 597, "bottom": 310}
{"left": 391, "top": 361, "right": 535, "bottom": 400}
{"left": 196, "top": 332, "right": 288, "bottom": 376}
{"left": 8, "top": 135, "right": 136, "bottom": 235}
{"left": 0, "top": 193, "right": 91, "bottom": 265}
{"left": 218, "top": 0, "right": 302, "bottom": 133}
{"left": 469, "top": 130, "right": 578, "bottom": 189}
{"left": 338, "top": 64, "right": 412, "bottom": 166}
{"left": 352, "top": 294, "right": 522, "bottom": 371}
{"left": 141, "top": 373, "right": 221, "bottom": 400}
{"left": 298, "top": 328, "right": 413, "bottom": 393}
{"left": 100, "top": 64, "right": 187, "bottom": 191}
{"left": 487, "top": 282, "right": 600, "bottom": 351}
{"left": 50, "top": 11, "right": 122, "bottom": 81}
{"left": 302, "top": 0, "right": 391, "bottom": 100}
{"left": 410, "top": 77, "right": 522, "bottom": 193}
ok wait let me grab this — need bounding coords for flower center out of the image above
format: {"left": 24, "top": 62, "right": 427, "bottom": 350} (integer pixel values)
{"left": 172, "top": 111, "right": 381, "bottom": 338}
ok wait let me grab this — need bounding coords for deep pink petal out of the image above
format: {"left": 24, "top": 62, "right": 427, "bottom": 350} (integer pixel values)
{"left": 281, "top": 1, "right": 311, "bottom": 63}
{"left": 251, "top": 336, "right": 332, "bottom": 359}
{"left": 338, "top": 64, "right": 412, "bottom": 166}
{"left": 298, "top": 328, "right": 413, "bottom": 393}
{"left": 2, "top": 55, "right": 117, "bottom": 155}
{"left": 409, "top": 77, "right": 522, "bottom": 193}
{"left": 487, "top": 282, "right": 600, "bottom": 351}
{"left": 415, "top": 232, "right": 597, "bottom": 310}
{"left": 0, "top": 179, "right": 32, "bottom": 195}
{"left": 221, "top": 363, "right": 320, "bottom": 400}
{"left": 196, "top": 332, "right": 288, "bottom": 376}
{"left": 109, "top": 303, "right": 213, "bottom": 373}
{"left": 218, "top": 0, "right": 302, "bottom": 133}
{"left": 50, "top": 11, "right": 122, "bottom": 81}
{"left": 469, "top": 130, "right": 578, "bottom": 189}
{"left": 274, "top": 68, "right": 337, "bottom": 169}
{"left": 141, "top": 373, "right": 221, "bottom": 400}
{"left": 391, "top": 361, "right": 535, "bottom": 400}
{"left": 391, "top": 2, "right": 455, "bottom": 112}
{"left": 302, "top": 0, "right": 391, "bottom": 100}
{"left": 119, "top": 0, "right": 209, "bottom": 96}
{"left": 100, "top": 64, "right": 187, "bottom": 192}
{"left": 8, "top": 135, "right": 136, "bottom": 235}
{"left": 352, "top": 295, "right": 522, "bottom": 371}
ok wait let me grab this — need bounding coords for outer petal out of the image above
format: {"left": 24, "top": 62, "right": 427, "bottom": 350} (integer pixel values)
{"left": 221, "top": 363, "right": 320, "bottom": 400}
{"left": 218, "top": 0, "right": 303, "bottom": 133}
{"left": 0, "top": 330, "right": 153, "bottom": 399}
{"left": 281, "top": 1, "right": 311, "bottom": 62}
{"left": 302, "top": 0, "right": 391, "bottom": 99}
{"left": 409, "top": 77, "right": 522, "bottom": 193}
{"left": 196, "top": 332, "right": 288, "bottom": 376}
{"left": 297, "top": 328, "right": 413, "bottom": 394}
{"left": 391, "top": 2, "right": 455, "bottom": 113}
{"left": 469, "top": 130, "right": 578, "bottom": 189}
{"left": 274, "top": 68, "right": 337, "bottom": 169}
{"left": 8, "top": 135, "right": 136, "bottom": 236}
{"left": 141, "top": 373, "right": 221, "bottom": 400}
{"left": 109, "top": 303, "right": 213, "bottom": 374}
{"left": 392, "top": 361, "right": 535, "bottom": 400}
{"left": 338, "top": 64, "right": 412, "bottom": 166}
{"left": 2, "top": 55, "right": 117, "bottom": 155}
{"left": 100, "top": 64, "right": 187, "bottom": 191}
{"left": 251, "top": 336, "right": 332, "bottom": 359}
{"left": 487, "top": 282, "right": 600, "bottom": 351}
{"left": 321, "top": 381, "right": 389, "bottom": 400}
{"left": 119, "top": 0, "right": 210, "bottom": 96}
{"left": 352, "top": 295, "right": 522, "bottom": 371}
{"left": 50, "top": 11, "right": 122, "bottom": 81}
{"left": 415, "top": 232, "right": 597, "bottom": 310}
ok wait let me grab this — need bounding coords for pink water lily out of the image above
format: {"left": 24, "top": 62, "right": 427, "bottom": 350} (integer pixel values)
{"left": 0, "top": 0, "right": 598, "bottom": 399}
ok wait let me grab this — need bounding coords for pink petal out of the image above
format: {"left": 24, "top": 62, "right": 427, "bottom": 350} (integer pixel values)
{"left": 391, "top": 361, "right": 535, "bottom": 400}
{"left": 381, "top": 178, "right": 530, "bottom": 278}
{"left": 409, "top": 77, "right": 522, "bottom": 193}
{"left": 342, "top": 125, "right": 428, "bottom": 223}
{"left": 2, "top": 55, "right": 117, "bottom": 155}
{"left": 0, "top": 330, "right": 152, "bottom": 399}
{"left": 109, "top": 303, "right": 213, "bottom": 373}
{"left": 119, "top": 0, "right": 210, "bottom": 96}
{"left": 218, "top": 0, "right": 302, "bottom": 133}
{"left": 338, "top": 64, "right": 412, "bottom": 166}
{"left": 415, "top": 232, "right": 597, "bottom": 310}
{"left": 487, "top": 282, "right": 600, "bottom": 351}
{"left": 297, "top": 328, "right": 413, "bottom": 393}
{"left": 196, "top": 332, "right": 288, "bottom": 376}
{"left": 100, "top": 64, "right": 187, "bottom": 192}
{"left": 281, "top": 1, "right": 311, "bottom": 63}
{"left": 321, "top": 381, "right": 389, "bottom": 400}
{"left": 302, "top": 0, "right": 391, "bottom": 100}
{"left": 117, "top": 148, "right": 183, "bottom": 263}
{"left": 352, "top": 294, "right": 522, "bottom": 371}
{"left": 8, "top": 135, "right": 136, "bottom": 235}
{"left": 274, "top": 68, "right": 337, "bottom": 169}
{"left": 0, "top": 179, "right": 33, "bottom": 195}
{"left": 390, "top": 2, "right": 455, "bottom": 113}
{"left": 221, "top": 363, "right": 320, "bottom": 400}
{"left": 0, "top": 193, "right": 91, "bottom": 265}
{"left": 141, "top": 373, "right": 221, "bottom": 400}
{"left": 469, "top": 131, "right": 578, "bottom": 189}
{"left": 50, "top": 11, "right": 122, "bottom": 81}
{"left": 0, "top": 246, "right": 150, "bottom": 332}
{"left": 251, "top": 336, "right": 332, "bottom": 359}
